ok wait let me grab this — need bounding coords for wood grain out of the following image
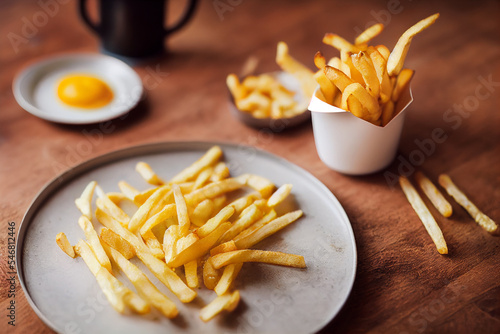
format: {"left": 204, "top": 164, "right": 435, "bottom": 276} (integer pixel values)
{"left": 0, "top": 0, "right": 499, "bottom": 333}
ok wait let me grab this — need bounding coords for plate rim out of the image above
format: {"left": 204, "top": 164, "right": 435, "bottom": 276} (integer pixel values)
{"left": 12, "top": 52, "right": 143, "bottom": 125}
{"left": 16, "top": 141, "right": 357, "bottom": 333}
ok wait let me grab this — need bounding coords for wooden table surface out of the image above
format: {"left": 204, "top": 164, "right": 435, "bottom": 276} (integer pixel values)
{"left": 1, "top": 0, "right": 499, "bottom": 333}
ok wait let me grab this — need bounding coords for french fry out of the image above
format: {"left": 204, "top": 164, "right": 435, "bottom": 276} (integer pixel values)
{"left": 375, "top": 44, "right": 391, "bottom": 60}
{"left": 233, "top": 209, "right": 277, "bottom": 243}
{"left": 163, "top": 225, "right": 182, "bottom": 264}
{"left": 167, "top": 222, "right": 231, "bottom": 268}
{"left": 75, "top": 180, "right": 96, "bottom": 220}
{"left": 196, "top": 206, "right": 235, "bottom": 238}
{"left": 214, "top": 263, "right": 243, "bottom": 296}
{"left": 200, "top": 291, "right": 240, "bottom": 322}
{"left": 106, "top": 192, "right": 128, "bottom": 205}
{"left": 56, "top": 232, "right": 75, "bottom": 258}
{"left": 226, "top": 192, "right": 260, "bottom": 216}
{"left": 95, "top": 191, "right": 130, "bottom": 227}
{"left": 172, "top": 184, "right": 191, "bottom": 236}
{"left": 102, "top": 242, "right": 178, "bottom": 318}
{"left": 118, "top": 181, "right": 140, "bottom": 201}
{"left": 351, "top": 52, "right": 380, "bottom": 98}
{"left": 340, "top": 83, "right": 380, "bottom": 121}
{"left": 392, "top": 68, "right": 414, "bottom": 102}
{"left": 227, "top": 74, "right": 247, "bottom": 101}
{"left": 184, "top": 178, "right": 244, "bottom": 207}
{"left": 243, "top": 174, "right": 276, "bottom": 198}
{"left": 314, "top": 70, "right": 336, "bottom": 104}
{"left": 276, "top": 41, "right": 317, "bottom": 98}
{"left": 235, "top": 210, "right": 303, "bottom": 249}
{"left": 211, "top": 162, "right": 230, "bottom": 182}
{"left": 313, "top": 51, "right": 327, "bottom": 69}
{"left": 399, "top": 176, "right": 448, "bottom": 254}
{"left": 203, "top": 259, "right": 221, "bottom": 290}
{"left": 323, "top": 33, "right": 362, "bottom": 53}
{"left": 438, "top": 174, "right": 498, "bottom": 233}
{"left": 210, "top": 240, "right": 237, "bottom": 257}
{"left": 381, "top": 100, "right": 395, "bottom": 126}
{"left": 184, "top": 260, "right": 199, "bottom": 289}
{"left": 192, "top": 167, "right": 214, "bottom": 190}
{"left": 96, "top": 209, "right": 197, "bottom": 303}
{"left": 140, "top": 203, "right": 176, "bottom": 236}
{"left": 387, "top": 13, "right": 440, "bottom": 76}
{"left": 355, "top": 23, "right": 384, "bottom": 45}
{"left": 366, "top": 47, "right": 392, "bottom": 102}
{"left": 210, "top": 250, "right": 306, "bottom": 269}
{"left": 191, "top": 199, "right": 215, "bottom": 227}
{"left": 267, "top": 184, "right": 293, "bottom": 207}
{"left": 142, "top": 230, "right": 164, "bottom": 260}
{"left": 75, "top": 240, "right": 150, "bottom": 314}
{"left": 78, "top": 215, "right": 112, "bottom": 272}
{"left": 170, "top": 146, "right": 223, "bottom": 183}
{"left": 136, "top": 162, "right": 165, "bottom": 186}
{"left": 415, "top": 172, "right": 453, "bottom": 218}
{"left": 128, "top": 185, "right": 170, "bottom": 233}
{"left": 100, "top": 228, "right": 134, "bottom": 260}
{"left": 341, "top": 51, "right": 365, "bottom": 85}
{"left": 327, "top": 56, "right": 341, "bottom": 68}
{"left": 219, "top": 204, "right": 262, "bottom": 244}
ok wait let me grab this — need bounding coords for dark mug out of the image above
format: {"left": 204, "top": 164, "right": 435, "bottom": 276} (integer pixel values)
{"left": 79, "top": 0, "right": 198, "bottom": 59}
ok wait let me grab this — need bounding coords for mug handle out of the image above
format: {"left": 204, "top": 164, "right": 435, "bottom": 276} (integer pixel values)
{"left": 164, "top": 0, "right": 199, "bottom": 35}
{"left": 79, "top": 0, "right": 101, "bottom": 35}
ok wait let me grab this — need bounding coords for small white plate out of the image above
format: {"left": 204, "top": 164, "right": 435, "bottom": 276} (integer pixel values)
{"left": 12, "top": 53, "right": 143, "bottom": 124}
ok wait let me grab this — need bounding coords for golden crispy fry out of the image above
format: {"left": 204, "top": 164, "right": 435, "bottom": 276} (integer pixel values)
{"left": 236, "top": 91, "right": 271, "bottom": 113}
{"left": 381, "top": 100, "right": 395, "bottom": 126}
{"left": 176, "top": 233, "right": 199, "bottom": 254}
{"left": 128, "top": 185, "right": 170, "bottom": 233}
{"left": 56, "top": 232, "right": 75, "bottom": 258}
{"left": 142, "top": 230, "right": 164, "bottom": 260}
{"left": 102, "top": 242, "right": 178, "bottom": 318}
{"left": 163, "top": 225, "right": 182, "bottom": 264}
{"left": 366, "top": 47, "right": 392, "bottom": 103}
{"left": 323, "top": 33, "right": 363, "bottom": 53}
{"left": 355, "top": 23, "right": 384, "bottom": 45}
{"left": 210, "top": 240, "right": 237, "bottom": 257}
{"left": 167, "top": 222, "right": 231, "bottom": 268}
{"left": 106, "top": 192, "right": 128, "bottom": 205}
{"left": 340, "top": 83, "right": 380, "bottom": 121}
{"left": 196, "top": 206, "right": 235, "bottom": 238}
{"left": 235, "top": 210, "right": 303, "bottom": 249}
{"left": 172, "top": 184, "right": 191, "bottom": 236}
{"left": 199, "top": 291, "right": 240, "bottom": 322}
{"left": 340, "top": 51, "right": 365, "bottom": 85}
{"left": 267, "top": 184, "right": 293, "bottom": 207}
{"left": 313, "top": 51, "right": 327, "bottom": 69}
{"left": 375, "top": 45, "right": 391, "bottom": 60}
{"left": 193, "top": 167, "right": 214, "bottom": 190}
{"left": 78, "top": 215, "right": 112, "bottom": 272}
{"left": 211, "top": 162, "right": 230, "bottom": 182}
{"left": 314, "top": 70, "right": 336, "bottom": 104}
{"left": 415, "top": 172, "right": 453, "bottom": 218}
{"left": 170, "top": 146, "right": 223, "bottom": 183}
{"left": 100, "top": 228, "right": 134, "bottom": 260}
{"left": 211, "top": 250, "right": 306, "bottom": 269}
{"left": 327, "top": 56, "right": 342, "bottom": 68}
{"left": 95, "top": 190, "right": 130, "bottom": 227}
{"left": 244, "top": 174, "right": 276, "bottom": 198}
{"left": 96, "top": 209, "right": 197, "bottom": 303}
{"left": 214, "top": 263, "right": 243, "bottom": 296}
{"left": 323, "top": 65, "right": 354, "bottom": 92}
{"left": 387, "top": 13, "right": 439, "bottom": 76}
{"left": 75, "top": 240, "right": 150, "bottom": 314}
{"left": 399, "top": 176, "right": 448, "bottom": 254}
{"left": 136, "top": 162, "right": 165, "bottom": 186}
{"left": 276, "top": 41, "right": 317, "bottom": 98}
{"left": 220, "top": 204, "right": 262, "bottom": 244}
{"left": 184, "top": 178, "right": 244, "bottom": 207}
{"left": 75, "top": 180, "right": 96, "bottom": 220}
{"left": 191, "top": 199, "right": 215, "bottom": 227}
{"left": 203, "top": 259, "right": 221, "bottom": 290}
{"left": 392, "top": 68, "right": 414, "bottom": 102}
{"left": 118, "top": 181, "right": 140, "bottom": 202}
{"left": 140, "top": 203, "right": 176, "bottom": 236}
{"left": 233, "top": 209, "right": 277, "bottom": 243}
{"left": 184, "top": 260, "right": 199, "bottom": 289}
{"left": 227, "top": 74, "right": 247, "bottom": 101}
{"left": 438, "top": 174, "right": 498, "bottom": 233}
{"left": 351, "top": 52, "right": 380, "bottom": 98}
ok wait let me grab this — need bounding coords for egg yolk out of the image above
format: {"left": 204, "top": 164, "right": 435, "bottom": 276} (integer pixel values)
{"left": 57, "top": 75, "right": 113, "bottom": 109}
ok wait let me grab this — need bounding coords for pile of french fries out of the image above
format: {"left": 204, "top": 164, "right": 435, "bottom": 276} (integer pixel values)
{"left": 56, "top": 146, "right": 306, "bottom": 322}
{"left": 315, "top": 13, "right": 439, "bottom": 126}
{"left": 227, "top": 42, "right": 317, "bottom": 119}
{"left": 399, "top": 172, "right": 498, "bottom": 254}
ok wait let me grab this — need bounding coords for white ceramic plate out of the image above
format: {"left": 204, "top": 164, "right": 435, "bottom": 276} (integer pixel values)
{"left": 17, "top": 142, "right": 356, "bottom": 334}
{"left": 12, "top": 53, "right": 143, "bottom": 124}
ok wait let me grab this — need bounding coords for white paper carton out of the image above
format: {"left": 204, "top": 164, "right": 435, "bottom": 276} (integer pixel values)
{"left": 308, "top": 85, "right": 413, "bottom": 175}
